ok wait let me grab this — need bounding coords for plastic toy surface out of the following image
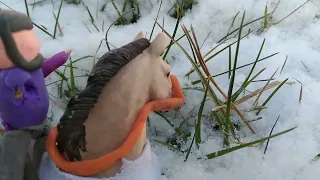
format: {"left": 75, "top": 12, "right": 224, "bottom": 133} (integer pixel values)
{"left": 0, "top": 9, "right": 70, "bottom": 132}
{"left": 40, "top": 32, "right": 185, "bottom": 180}
{"left": 0, "top": 9, "right": 70, "bottom": 180}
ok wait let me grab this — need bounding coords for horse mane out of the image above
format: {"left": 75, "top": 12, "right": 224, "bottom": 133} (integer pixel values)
{"left": 56, "top": 38, "right": 151, "bottom": 161}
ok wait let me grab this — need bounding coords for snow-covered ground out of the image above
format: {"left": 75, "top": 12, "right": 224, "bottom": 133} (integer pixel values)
{"left": 2, "top": 0, "right": 320, "bottom": 179}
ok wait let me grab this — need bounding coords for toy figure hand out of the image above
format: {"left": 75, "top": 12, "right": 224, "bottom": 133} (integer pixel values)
{"left": 42, "top": 50, "right": 71, "bottom": 78}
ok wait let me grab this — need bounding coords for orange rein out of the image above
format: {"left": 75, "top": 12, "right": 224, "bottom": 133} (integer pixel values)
{"left": 46, "top": 74, "right": 185, "bottom": 176}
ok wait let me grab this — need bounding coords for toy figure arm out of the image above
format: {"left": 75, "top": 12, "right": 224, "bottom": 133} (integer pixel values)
{"left": 41, "top": 50, "right": 71, "bottom": 78}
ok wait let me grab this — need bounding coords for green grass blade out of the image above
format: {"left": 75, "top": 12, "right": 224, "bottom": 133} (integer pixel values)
{"left": 206, "top": 126, "right": 297, "bottom": 159}
{"left": 264, "top": 4, "right": 268, "bottom": 29}
{"left": 72, "top": 55, "right": 94, "bottom": 64}
{"left": 225, "top": 11, "right": 246, "bottom": 138}
{"left": 68, "top": 57, "right": 78, "bottom": 96}
{"left": 53, "top": 0, "right": 63, "bottom": 38}
{"left": 105, "top": 8, "right": 134, "bottom": 50}
{"left": 217, "top": 12, "right": 272, "bottom": 43}
{"left": 154, "top": 111, "right": 183, "bottom": 136}
{"left": 24, "top": 0, "right": 30, "bottom": 17}
{"left": 0, "top": 1, "right": 54, "bottom": 38}
{"left": 310, "top": 153, "right": 320, "bottom": 163}
{"left": 162, "top": 6, "right": 182, "bottom": 60}
{"left": 0, "top": 1, "right": 14, "bottom": 10}
{"left": 149, "top": 0, "right": 163, "bottom": 40}
{"left": 280, "top": 55, "right": 288, "bottom": 74}
{"left": 228, "top": 46, "right": 232, "bottom": 79}
{"left": 184, "top": 120, "right": 197, "bottom": 162}
{"left": 231, "top": 39, "right": 266, "bottom": 101}
{"left": 244, "top": 39, "right": 265, "bottom": 84}
{"left": 121, "top": 0, "right": 128, "bottom": 13}
{"left": 110, "top": 0, "right": 125, "bottom": 25}
{"left": 46, "top": 75, "right": 87, "bottom": 87}
{"left": 253, "top": 67, "right": 279, "bottom": 107}
{"left": 154, "top": 140, "right": 180, "bottom": 152}
{"left": 256, "top": 78, "right": 289, "bottom": 115}
{"left": 191, "top": 52, "right": 279, "bottom": 85}
{"left": 185, "top": 31, "right": 252, "bottom": 77}
{"left": 200, "top": 30, "right": 212, "bottom": 49}
{"left": 33, "top": 22, "right": 55, "bottom": 38}
{"left": 196, "top": 79, "right": 210, "bottom": 147}
{"left": 54, "top": 67, "right": 70, "bottom": 97}
{"left": 155, "top": 20, "right": 228, "bottom": 146}
{"left": 84, "top": 3, "right": 94, "bottom": 22}
{"left": 83, "top": 21, "right": 91, "bottom": 33}
{"left": 264, "top": 115, "right": 280, "bottom": 154}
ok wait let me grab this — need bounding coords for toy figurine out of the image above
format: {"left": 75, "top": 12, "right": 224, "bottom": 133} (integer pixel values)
{"left": 40, "top": 31, "right": 185, "bottom": 180}
{"left": 0, "top": 9, "right": 70, "bottom": 180}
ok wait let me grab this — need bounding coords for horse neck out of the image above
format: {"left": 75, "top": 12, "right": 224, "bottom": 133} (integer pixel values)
{"left": 82, "top": 58, "right": 152, "bottom": 176}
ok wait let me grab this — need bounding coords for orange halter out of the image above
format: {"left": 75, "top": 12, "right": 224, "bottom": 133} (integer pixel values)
{"left": 46, "top": 74, "right": 185, "bottom": 176}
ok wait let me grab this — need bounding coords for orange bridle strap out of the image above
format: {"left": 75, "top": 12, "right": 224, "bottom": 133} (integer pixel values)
{"left": 46, "top": 74, "right": 185, "bottom": 176}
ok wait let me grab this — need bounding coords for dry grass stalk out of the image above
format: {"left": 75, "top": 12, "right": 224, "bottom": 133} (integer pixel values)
{"left": 53, "top": 12, "right": 63, "bottom": 37}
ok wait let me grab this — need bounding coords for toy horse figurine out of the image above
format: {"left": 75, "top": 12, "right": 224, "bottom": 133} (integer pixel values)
{"left": 40, "top": 31, "right": 185, "bottom": 180}
{"left": 0, "top": 9, "right": 70, "bottom": 180}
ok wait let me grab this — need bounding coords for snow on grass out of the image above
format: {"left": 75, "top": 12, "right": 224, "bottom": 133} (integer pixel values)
{"left": 1, "top": 0, "right": 320, "bottom": 179}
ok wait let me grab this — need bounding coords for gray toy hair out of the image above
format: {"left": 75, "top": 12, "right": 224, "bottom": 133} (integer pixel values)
{"left": 0, "top": 9, "right": 43, "bottom": 71}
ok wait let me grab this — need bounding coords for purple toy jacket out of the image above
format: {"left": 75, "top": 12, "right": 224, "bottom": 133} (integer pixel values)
{"left": 0, "top": 50, "right": 71, "bottom": 132}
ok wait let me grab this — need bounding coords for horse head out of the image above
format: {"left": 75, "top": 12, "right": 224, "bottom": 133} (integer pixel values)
{"left": 47, "top": 31, "right": 184, "bottom": 178}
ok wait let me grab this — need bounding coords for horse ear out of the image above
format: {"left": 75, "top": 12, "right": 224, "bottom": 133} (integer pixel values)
{"left": 150, "top": 32, "right": 166, "bottom": 57}
{"left": 133, "top": 31, "right": 145, "bottom": 41}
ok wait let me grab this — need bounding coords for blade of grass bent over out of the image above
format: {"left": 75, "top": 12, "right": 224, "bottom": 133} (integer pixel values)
{"left": 234, "top": 81, "right": 281, "bottom": 105}
{"left": 186, "top": 19, "right": 255, "bottom": 134}
{"left": 217, "top": 12, "right": 272, "bottom": 43}
{"left": 256, "top": 78, "right": 289, "bottom": 115}
{"left": 154, "top": 140, "right": 180, "bottom": 152}
{"left": 280, "top": 55, "right": 288, "bottom": 74}
{"left": 253, "top": 67, "right": 279, "bottom": 107}
{"left": 272, "top": 0, "right": 311, "bottom": 25}
{"left": 264, "top": 115, "right": 280, "bottom": 154}
{"left": 191, "top": 52, "right": 279, "bottom": 85}
{"left": 205, "top": 126, "right": 297, "bottom": 159}
{"left": 155, "top": 19, "right": 231, "bottom": 145}
{"left": 187, "top": 24, "right": 251, "bottom": 138}
{"left": 184, "top": 120, "right": 197, "bottom": 162}
{"left": 186, "top": 30, "right": 253, "bottom": 77}
{"left": 231, "top": 39, "right": 266, "bottom": 101}
{"left": 105, "top": 8, "right": 134, "bottom": 51}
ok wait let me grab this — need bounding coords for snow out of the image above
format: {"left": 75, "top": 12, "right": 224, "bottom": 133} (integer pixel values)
{"left": 1, "top": 0, "right": 320, "bottom": 179}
